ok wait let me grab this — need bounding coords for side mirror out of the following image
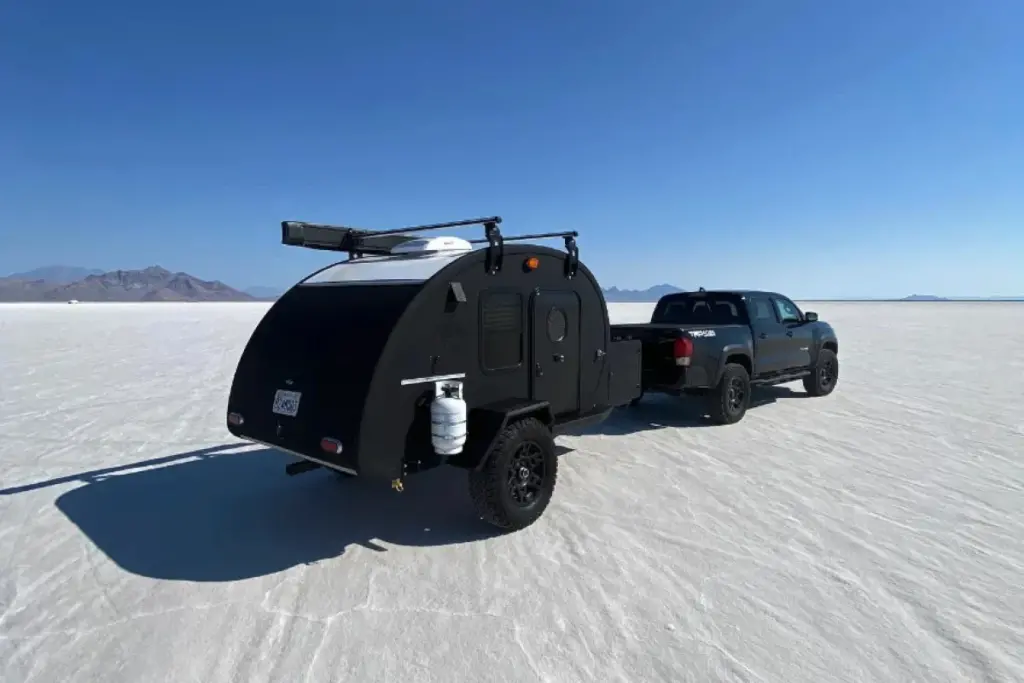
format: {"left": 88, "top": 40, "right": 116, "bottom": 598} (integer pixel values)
{"left": 804, "top": 311, "right": 818, "bottom": 322}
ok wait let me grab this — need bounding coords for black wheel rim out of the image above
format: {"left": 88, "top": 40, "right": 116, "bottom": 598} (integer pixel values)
{"left": 727, "top": 377, "right": 746, "bottom": 412}
{"left": 820, "top": 359, "right": 836, "bottom": 388}
{"left": 506, "top": 441, "right": 546, "bottom": 507}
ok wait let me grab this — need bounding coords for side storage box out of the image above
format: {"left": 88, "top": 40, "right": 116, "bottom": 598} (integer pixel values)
{"left": 607, "top": 339, "right": 642, "bottom": 407}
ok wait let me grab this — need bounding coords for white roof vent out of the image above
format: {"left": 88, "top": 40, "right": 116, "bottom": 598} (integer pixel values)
{"left": 390, "top": 236, "right": 474, "bottom": 255}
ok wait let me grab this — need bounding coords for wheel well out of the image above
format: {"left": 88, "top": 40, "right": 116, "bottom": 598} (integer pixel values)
{"left": 449, "top": 401, "right": 554, "bottom": 472}
{"left": 724, "top": 353, "right": 752, "bottom": 376}
{"left": 823, "top": 341, "right": 838, "bottom": 355}
{"left": 508, "top": 404, "right": 554, "bottom": 429}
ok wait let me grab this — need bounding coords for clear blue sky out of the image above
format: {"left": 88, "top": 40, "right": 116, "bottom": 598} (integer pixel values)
{"left": 2, "top": 0, "right": 1022, "bottom": 298}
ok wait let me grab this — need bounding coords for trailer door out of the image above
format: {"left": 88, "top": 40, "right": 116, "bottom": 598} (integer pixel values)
{"left": 530, "top": 290, "right": 581, "bottom": 417}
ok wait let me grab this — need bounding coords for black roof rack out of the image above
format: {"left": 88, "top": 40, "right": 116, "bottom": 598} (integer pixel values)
{"left": 280, "top": 215, "right": 580, "bottom": 276}
{"left": 281, "top": 216, "right": 501, "bottom": 256}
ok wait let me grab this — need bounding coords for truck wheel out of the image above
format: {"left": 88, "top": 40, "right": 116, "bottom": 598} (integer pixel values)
{"left": 468, "top": 417, "right": 558, "bottom": 531}
{"left": 707, "top": 363, "right": 750, "bottom": 425}
{"left": 803, "top": 349, "right": 839, "bottom": 396}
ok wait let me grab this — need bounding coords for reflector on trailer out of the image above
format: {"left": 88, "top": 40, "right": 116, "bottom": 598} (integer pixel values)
{"left": 320, "top": 437, "right": 343, "bottom": 454}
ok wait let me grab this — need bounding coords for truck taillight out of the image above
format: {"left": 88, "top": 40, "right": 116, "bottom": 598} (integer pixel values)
{"left": 673, "top": 337, "right": 693, "bottom": 367}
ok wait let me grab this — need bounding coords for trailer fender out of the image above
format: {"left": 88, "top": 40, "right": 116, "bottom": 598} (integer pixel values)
{"left": 447, "top": 399, "right": 554, "bottom": 471}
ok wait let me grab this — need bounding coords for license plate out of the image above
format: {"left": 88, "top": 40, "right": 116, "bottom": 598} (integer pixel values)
{"left": 272, "top": 389, "right": 302, "bottom": 417}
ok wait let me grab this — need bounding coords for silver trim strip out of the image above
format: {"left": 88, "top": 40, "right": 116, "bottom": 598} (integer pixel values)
{"left": 240, "top": 437, "right": 359, "bottom": 475}
{"left": 400, "top": 372, "right": 466, "bottom": 386}
{"left": 301, "top": 280, "right": 425, "bottom": 287}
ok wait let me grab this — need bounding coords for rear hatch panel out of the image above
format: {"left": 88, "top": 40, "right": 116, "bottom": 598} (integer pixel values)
{"left": 226, "top": 282, "right": 421, "bottom": 471}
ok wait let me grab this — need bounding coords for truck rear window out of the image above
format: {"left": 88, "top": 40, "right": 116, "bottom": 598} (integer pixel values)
{"left": 652, "top": 295, "right": 745, "bottom": 325}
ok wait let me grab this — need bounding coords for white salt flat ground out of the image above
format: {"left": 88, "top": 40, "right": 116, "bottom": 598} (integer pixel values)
{"left": 1, "top": 301, "right": 1022, "bottom": 683}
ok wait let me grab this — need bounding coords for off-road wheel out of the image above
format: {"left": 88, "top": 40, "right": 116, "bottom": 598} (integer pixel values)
{"left": 803, "top": 348, "right": 838, "bottom": 396}
{"left": 468, "top": 417, "right": 558, "bottom": 531}
{"left": 707, "top": 363, "right": 750, "bottom": 425}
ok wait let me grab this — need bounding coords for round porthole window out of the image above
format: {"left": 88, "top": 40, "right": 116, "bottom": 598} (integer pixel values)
{"left": 547, "top": 307, "right": 567, "bottom": 342}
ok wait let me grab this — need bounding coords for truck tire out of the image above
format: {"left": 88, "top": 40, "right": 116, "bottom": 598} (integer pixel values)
{"left": 803, "top": 348, "right": 838, "bottom": 396}
{"left": 468, "top": 417, "right": 558, "bottom": 531}
{"left": 707, "top": 363, "right": 750, "bottom": 425}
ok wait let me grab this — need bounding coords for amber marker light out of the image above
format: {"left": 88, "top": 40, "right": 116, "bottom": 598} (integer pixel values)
{"left": 524, "top": 256, "right": 540, "bottom": 271}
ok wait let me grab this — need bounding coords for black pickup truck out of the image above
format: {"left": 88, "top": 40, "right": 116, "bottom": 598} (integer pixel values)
{"left": 609, "top": 289, "right": 839, "bottom": 424}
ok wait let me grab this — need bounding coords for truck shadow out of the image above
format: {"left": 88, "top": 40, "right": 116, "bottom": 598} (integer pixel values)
{"left": 577, "top": 384, "right": 810, "bottom": 435}
{"left": 3, "top": 444, "right": 506, "bottom": 583}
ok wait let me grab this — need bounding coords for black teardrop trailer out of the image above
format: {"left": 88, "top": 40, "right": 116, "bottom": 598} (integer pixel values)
{"left": 225, "top": 216, "right": 643, "bottom": 530}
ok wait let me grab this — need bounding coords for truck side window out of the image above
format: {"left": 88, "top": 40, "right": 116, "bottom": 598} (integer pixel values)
{"left": 480, "top": 290, "right": 523, "bottom": 371}
{"left": 750, "top": 297, "right": 774, "bottom": 321}
{"left": 772, "top": 297, "right": 802, "bottom": 323}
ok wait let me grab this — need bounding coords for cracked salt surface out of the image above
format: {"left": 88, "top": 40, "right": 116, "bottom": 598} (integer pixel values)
{"left": 1, "top": 301, "right": 1023, "bottom": 682}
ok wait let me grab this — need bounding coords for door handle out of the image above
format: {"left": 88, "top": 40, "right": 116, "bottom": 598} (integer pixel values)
{"left": 553, "top": 354, "right": 565, "bottom": 362}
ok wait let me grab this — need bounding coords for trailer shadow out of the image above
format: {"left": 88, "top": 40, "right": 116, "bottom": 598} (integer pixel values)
{"left": 7, "top": 444, "right": 508, "bottom": 583}
{"left": 572, "top": 384, "right": 810, "bottom": 436}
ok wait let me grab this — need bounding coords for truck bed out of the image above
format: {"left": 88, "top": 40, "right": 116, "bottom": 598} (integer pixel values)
{"left": 610, "top": 322, "right": 751, "bottom": 391}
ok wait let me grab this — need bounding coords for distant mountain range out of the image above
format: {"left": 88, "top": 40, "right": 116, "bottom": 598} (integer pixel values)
{"left": 0, "top": 267, "right": 690, "bottom": 303}
{"left": 0, "top": 266, "right": 1020, "bottom": 303}
{"left": 0, "top": 266, "right": 258, "bottom": 302}
{"left": 816, "top": 295, "right": 1024, "bottom": 302}
{"left": 601, "top": 284, "right": 684, "bottom": 302}
{"left": 241, "top": 285, "right": 287, "bottom": 299}
{"left": 6, "top": 265, "right": 105, "bottom": 284}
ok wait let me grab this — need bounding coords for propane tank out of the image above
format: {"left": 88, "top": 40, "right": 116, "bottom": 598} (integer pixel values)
{"left": 431, "top": 380, "right": 467, "bottom": 456}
